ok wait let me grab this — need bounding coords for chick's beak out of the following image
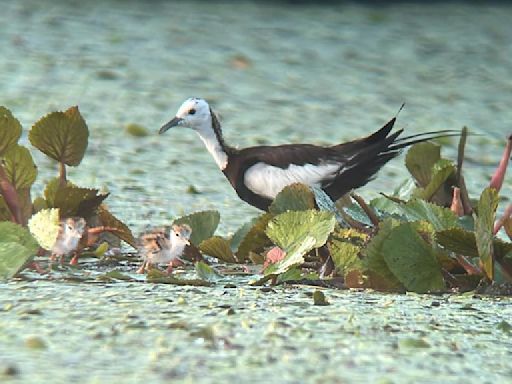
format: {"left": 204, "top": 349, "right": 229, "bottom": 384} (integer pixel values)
{"left": 184, "top": 239, "right": 190, "bottom": 246}
{"left": 159, "top": 116, "right": 183, "bottom": 134}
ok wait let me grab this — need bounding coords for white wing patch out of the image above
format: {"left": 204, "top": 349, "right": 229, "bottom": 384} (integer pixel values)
{"left": 244, "top": 162, "right": 340, "bottom": 199}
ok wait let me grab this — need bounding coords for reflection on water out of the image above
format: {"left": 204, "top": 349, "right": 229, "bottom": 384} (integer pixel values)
{"left": 1, "top": 0, "right": 511, "bottom": 233}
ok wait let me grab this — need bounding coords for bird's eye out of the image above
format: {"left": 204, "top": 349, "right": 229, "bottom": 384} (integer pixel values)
{"left": 175, "top": 233, "right": 179, "bottom": 237}
{"left": 189, "top": 109, "right": 196, "bottom": 115}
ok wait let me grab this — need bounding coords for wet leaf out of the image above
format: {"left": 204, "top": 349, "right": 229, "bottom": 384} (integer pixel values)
{"left": 101, "top": 270, "right": 132, "bottom": 281}
{"left": 29, "top": 106, "right": 89, "bottom": 166}
{"left": 173, "top": 210, "right": 220, "bottom": 246}
{"left": 266, "top": 210, "right": 335, "bottom": 251}
{"left": 328, "top": 239, "right": 363, "bottom": 278}
{"left": 125, "top": 123, "right": 149, "bottom": 137}
{"left": 27, "top": 208, "right": 60, "bottom": 250}
{"left": 497, "top": 320, "right": 512, "bottom": 333}
{"left": 237, "top": 213, "right": 273, "bottom": 260}
{"left": 362, "top": 219, "right": 403, "bottom": 291}
{"left": 0, "top": 222, "right": 39, "bottom": 280}
{"left": 269, "top": 183, "right": 315, "bottom": 214}
{"left": 311, "top": 185, "right": 347, "bottom": 226}
{"left": 399, "top": 199, "right": 459, "bottom": 231}
{"left": 405, "top": 142, "right": 441, "bottom": 187}
{"left": 199, "top": 236, "right": 238, "bottom": 263}
{"left": 265, "top": 210, "right": 335, "bottom": 276}
{"left": 97, "top": 205, "right": 137, "bottom": 248}
{"left": 476, "top": 188, "right": 499, "bottom": 280}
{"left": 2, "top": 145, "right": 37, "bottom": 190}
{"left": 0, "top": 106, "right": 22, "bottom": 156}
{"left": 382, "top": 222, "right": 445, "bottom": 293}
{"left": 195, "top": 261, "right": 223, "bottom": 282}
{"left": 313, "top": 290, "right": 330, "bottom": 306}
{"left": 25, "top": 336, "right": 47, "bottom": 350}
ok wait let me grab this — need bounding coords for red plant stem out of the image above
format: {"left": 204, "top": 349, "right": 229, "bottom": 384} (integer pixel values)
{"left": 87, "top": 226, "right": 119, "bottom": 235}
{"left": 489, "top": 134, "right": 512, "bottom": 192}
{"left": 493, "top": 204, "right": 512, "bottom": 235}
{"left": 0, "top": 164, "right": 22, "bottom": 224}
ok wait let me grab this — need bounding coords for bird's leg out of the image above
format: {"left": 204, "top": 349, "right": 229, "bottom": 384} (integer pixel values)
{"left": 69, "top": 252, "right": 80, "bottom": 266}
{"left": 136, "top": 261, "right": 147, "bottom": 274}
{"left": 28, "top": 261, "right": 47, "bottom": 274}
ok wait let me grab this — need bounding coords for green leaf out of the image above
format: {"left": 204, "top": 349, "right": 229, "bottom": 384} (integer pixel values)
{"left": 53, "top": 185, "right": 108, "bottom": 218}
{"left": 313, "top": 290, "right": 330, "bottom": 306}
{"left": 0, "top": 196, "right": 12, "bottom": 221}
{"left": 230, "top": 217, "right": 259, "bottom": 251}
{"left": 2, "top": 145, "right": 37, "bottom": 190}
{"left": 264, "top": 210, "right": 335, "bottom": 275}
{"left": 195, "top": 261, "right": 223, "bottom": 282}
{"left": 269, "top": 183, "right": 315, "bottom": 214}
{"left": 97, "top": 206, "right": 137, "bottom": 248}
{"left": 0, "top": 222, "right": 39, "bottom": 280}
{"left": 381, "top": 223, "right": 445, "bottom": 293}
{"left": 264, "top": 236, "right": 317, "bottom": 276}
{"left": 173, "top": 210, "right": 220, "bottom": 246}
{"left": 0, "top": 106, "right": 22, "bottom": 156}
{"left": 199, "top": 236, "right": 239, "bottom": 263}
{"left": 476, "top": 187, "right": 499, "bottom": 280}
{"left": 399, "top": 199, "right": 459, "bottom": 231}
{"left": 436, "top": 228, "right": 479, "bottom": 258}
{"left": 362, "top": 219, "right": 404, "bottom": 291}
{"left": 29, "top": 106, "right": 89, "bottom": 166}
{"left": 328, "top": 239, "right": 363, "bottom": 277}
{"left": 146, "top": 269, "right": 212, "bottom": 286}
{"left": 266, "top": 210, "right": 335, "bottom": 251}
{"left": 27, "top": 208, "right": 61, "bottom": 250}
{"left": 236, "top": 213, "right": 273, "bottom": 260}
{"left": 405, "top": 142, "right": 441, "bottom": 187}
{"left": 413, "top": 159, "right": 455, "bottom": 201}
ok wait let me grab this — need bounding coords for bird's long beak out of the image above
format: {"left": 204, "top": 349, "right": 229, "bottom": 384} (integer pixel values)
{"left": 159, "top": 117, "right": 184, "bottom": 134}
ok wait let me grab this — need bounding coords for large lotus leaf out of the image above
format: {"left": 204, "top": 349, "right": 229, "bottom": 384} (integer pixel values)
{"left": 269, "top": 183, "right": 315, "bottom": 215}
{"left": 328, "top": 239, "right": 363, "bottom": 277}
{"left": 230, "top": 217, "right": 259, "bottom": 251}
{"left": 27, "top": 208, "right": 60, "bottom": 250}
{"left": 405, "top": 142, "right": 441, "bottom": 187}
{"left": 475, "top": 187, "right": 499, "bottom": 280}
{"left": 0, "top": 221, "right": 39, "bottom": 280}
{"left": 97, "top": 205, "right": 136, "bottom": 248}
{"left": 264, "top": 236, "right": 317, "bottom": 276}
{"left": 266, "top": 210, "right": 335, "bottom": 251}
{"left": 0, "top": 106, "right": 22, "bottom": 156}
{"left": 199, "top": 236, "right": 240, "bottom": 263}
{"left": 2, "top": 145, "right": 37, "bottom": 190}
{"left": 52, "top": 185, "right": 108, "bottom": 218}
{"left": 29, "top": 106, "right": 89, "bottom": 166}
{"left": 236, "top": 213, "right": 273, "bottom": 260}
{"left": 381, "top": 222, "right": 445, "bottom": 293}
{"left": 362, "top": 219, "right": 404, "bottom": 291}
{"left": 413, "top": 159, "right": 455, "bottom": 201}
{"left": 173, "top": 210, "right": 220, "bottom": 247}
{"left": 399, "top": 199, "right": 458, "bottom": 231}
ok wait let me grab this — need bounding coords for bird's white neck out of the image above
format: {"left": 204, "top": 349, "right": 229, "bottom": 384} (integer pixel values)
{"left": 194, "top": 119, "right": 229, "bottom": 170}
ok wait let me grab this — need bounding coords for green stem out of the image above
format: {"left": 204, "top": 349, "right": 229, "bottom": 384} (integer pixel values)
{"left": 59, "top": 162, "right": 67, "bottom": 187}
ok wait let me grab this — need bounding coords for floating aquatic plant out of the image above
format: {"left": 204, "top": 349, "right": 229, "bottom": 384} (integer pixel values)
{"left": 0, "top": 106, "right": 136, "bottom": 278}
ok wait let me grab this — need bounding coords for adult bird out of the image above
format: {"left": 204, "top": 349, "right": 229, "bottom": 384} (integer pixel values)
{"left": 159, "top": 98, "right": 457, "bottom": 211}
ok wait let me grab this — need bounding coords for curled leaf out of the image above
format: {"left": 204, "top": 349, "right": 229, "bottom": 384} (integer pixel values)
{"left": 405, "top": 142, "right": 441, "bottom": 187}
{"left": 269, "top": 183, "right": 315, "bottom": 214}
{"left": 2, "top": 145, "right": 37, "bottom": 190}
{"left": 489, "top": 134, "right": 512, "bottom": 192}
{"left": 475, "top": 188, "right": 499, "bottom": 280}
{"left": 0, "top": 222, "right": 40, "bottom": 280}
{"left": 199, "top": 236, "right": 239, "bottom": 263}
{"left": 173, "top": 210, "right": 220, "bottom": 246}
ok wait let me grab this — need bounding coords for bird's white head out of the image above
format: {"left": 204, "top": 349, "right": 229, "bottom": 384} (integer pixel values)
{"left": 62, "top": 217, "right": 86, "bottom": 240}
{"left": 159, "top": 98, "right": 212, "bottom": 134}
{"left": 169, "top": 224, "right": 192, "bottom": 249}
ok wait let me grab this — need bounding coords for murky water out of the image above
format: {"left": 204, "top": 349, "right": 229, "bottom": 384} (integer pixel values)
{"left": 1, "top": 1, "right": 512, "bottom": 382}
